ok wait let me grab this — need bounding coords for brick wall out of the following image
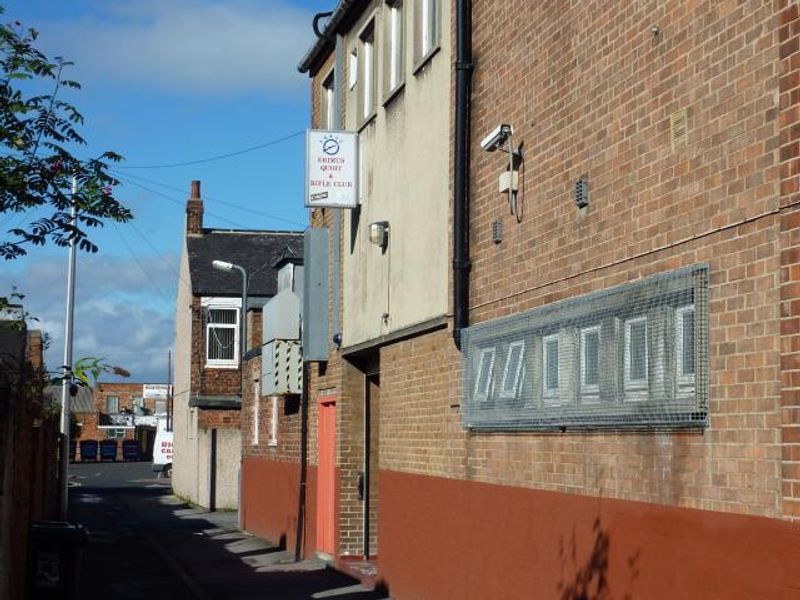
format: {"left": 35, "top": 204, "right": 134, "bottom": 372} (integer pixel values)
{"left": 190, "top": 296, "right": 242, "bottom": 401}
{"left": 778, "top": 0, "right": 800, "bottom": 519}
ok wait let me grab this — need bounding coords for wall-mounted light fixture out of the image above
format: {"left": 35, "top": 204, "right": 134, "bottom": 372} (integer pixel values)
{"left": 369, "top": 221, "right": 389, "bottom": 249}
{"left": 480, "top": 123, "right": 523, "bottom": 221}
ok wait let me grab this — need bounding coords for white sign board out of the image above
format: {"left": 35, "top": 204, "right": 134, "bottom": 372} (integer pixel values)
{"left": 143, "top": 384, "right": 171, "bottom": 399}
{"left": 305, "top": 130, "right": 358, "bottom": 208}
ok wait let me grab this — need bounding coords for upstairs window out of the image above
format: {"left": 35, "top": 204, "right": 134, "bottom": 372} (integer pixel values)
{"left": 414, "top": 0, "right": 439, "bottom": 69}
{"left": 676, "top": 305, "right": 696, "bottom": 395}
{"left": 384, "top": 0, "right": 405, "bottom": 98}
{"left": 203, "top": 297, "right": 241, "bottom": 368}
{"left": 474, "top": 347, "right": 495, "bottom": 401}
{"left": 322, "top": 70, "right": 335, "bottom": 130}
{"left": 358, "top": 21, "right": 376, "bottom": 123}
{"left": 105, "top": 395, "right": 119, "bottom": 414}
{"left": 499, "top": 341, "right": 525, "bottom": 399}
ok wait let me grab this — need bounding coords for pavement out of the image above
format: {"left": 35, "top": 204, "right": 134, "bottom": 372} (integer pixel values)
{"left": 67, "top": 462, "right": 390, "bottom": 599}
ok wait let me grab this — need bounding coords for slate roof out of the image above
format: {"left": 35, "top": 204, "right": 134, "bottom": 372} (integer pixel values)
{"left": 187, "top": 229, "right": 304, "bottom": 297}
{"left": 44, "top": 384, "right": 95, "bottom": 413}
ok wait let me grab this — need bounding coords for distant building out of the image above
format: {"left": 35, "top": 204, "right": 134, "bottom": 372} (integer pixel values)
{"left": 172, "top": 180, "right": 303, "bottom": 510}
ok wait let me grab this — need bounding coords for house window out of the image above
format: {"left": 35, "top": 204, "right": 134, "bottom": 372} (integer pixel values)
{"left": 384, "top": 0, "right": 405, "bottom": 97}
{"left": 499, "top": 341, "right": 525, "bottom": 399}
{"left": 202, "top": 297, "right": 241, "bottom": 367}
{"left": 474, "top": 347, "right": 495, "bottom": 401}
{"left": 322, "top": 70, "right": 335, "bottom": 130}
{"left": 132, "top": 396, "right": 144, "bottom": 413}
{"left": 542, "top": 334, "right": 559, "bottom": 400}
{"left": 580, "top": 326, "right": 601, "bottom": 399}
{"left": 106, "top": 396, "right": 119, "bottom": 414}
{"left": 252, "top": 382, "right": 260, "bottom": 446}
{"left": 359, "top": 22, "right": 376, "bottom": 122}
{"left": 268, "top": 396, "right": 279, "bottom": 446}
{"left": 624, "top": 317, "right": 648, "bottom": 398}
{"left": 676, "top": 305, "right": 695, "bottom": 392}
{"left": 414, "top": 0, "right": 439, "bottom": 68}
{"left": 107, "top": 428, "right": 125, "bottom": 439}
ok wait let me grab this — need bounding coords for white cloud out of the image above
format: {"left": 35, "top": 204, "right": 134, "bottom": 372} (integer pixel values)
{"left": 0, "top": 254, "right": 177, "bottom": 383}
{"left": 40, "top": 0, "right": 314, "bottom": 97}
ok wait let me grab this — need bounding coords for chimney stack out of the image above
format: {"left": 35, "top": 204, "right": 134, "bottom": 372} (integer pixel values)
{"left": 185, "top": 180, "right": 204, "bottom": 235}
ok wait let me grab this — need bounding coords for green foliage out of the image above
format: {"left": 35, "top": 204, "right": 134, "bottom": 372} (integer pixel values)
{"left": 0, "top": 6, "right": 132, "bottom": 259}
{"left": 71, "top": 356, "right": 130, "bottom": 387}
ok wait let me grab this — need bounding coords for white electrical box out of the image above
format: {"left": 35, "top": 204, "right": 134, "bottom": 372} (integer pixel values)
{"left": 498, "top": 170, "right": 519, "bottom": 193}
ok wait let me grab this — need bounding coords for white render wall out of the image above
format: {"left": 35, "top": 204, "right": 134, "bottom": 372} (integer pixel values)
{"left": 341, "top": 0, "right": 451, "bottom": 347}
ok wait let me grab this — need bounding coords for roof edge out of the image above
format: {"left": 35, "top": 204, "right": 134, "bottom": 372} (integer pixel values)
{"left": 297, "top": 0, "right": 369, "bottom": 75}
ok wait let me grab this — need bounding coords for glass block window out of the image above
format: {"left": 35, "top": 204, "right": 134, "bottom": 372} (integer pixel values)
{"left": 460, "top": 265, "right": 709, "bottom": 431}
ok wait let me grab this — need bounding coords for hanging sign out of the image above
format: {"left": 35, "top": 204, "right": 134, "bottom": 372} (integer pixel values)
{"left": 305, "top": 130, "right": 359, "bottom": 208}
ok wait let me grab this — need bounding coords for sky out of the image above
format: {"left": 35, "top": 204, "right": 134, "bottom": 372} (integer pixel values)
{"left": 0, "top": 0, "right": 331, "bottom": 383}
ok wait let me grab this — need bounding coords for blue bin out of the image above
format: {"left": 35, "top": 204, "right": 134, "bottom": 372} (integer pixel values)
{"left": 122, "top": 440, "right": 140, "bottom": 461}
{"left": 99, "top": 440, "right": 117, "bottom": 461}
{"left": 79, "top": 440, "right": 97, "bottom": 462}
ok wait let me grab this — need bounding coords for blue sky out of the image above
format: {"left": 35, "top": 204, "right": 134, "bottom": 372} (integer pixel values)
{"left": 0, "top": 0, "right": 330, "bottom": 382}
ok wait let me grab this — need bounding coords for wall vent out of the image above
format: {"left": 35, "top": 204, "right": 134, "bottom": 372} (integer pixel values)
{"left": 575, "top": 176, "right": 589, "bottom": 209}
{"left": 670, "top": 109, "right": 688, "bottom": 149}
{"left": 492, "top": 219, "right": 503, "bottom": 244}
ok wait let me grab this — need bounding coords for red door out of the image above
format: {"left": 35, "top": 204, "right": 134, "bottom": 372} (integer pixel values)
{"left": 316, "top": 396, "right": 336, "bottom": 555}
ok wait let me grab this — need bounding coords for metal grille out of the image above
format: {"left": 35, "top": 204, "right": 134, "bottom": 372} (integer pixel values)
{"left": 461, "top": 265, "right": 709, "bottom": 431}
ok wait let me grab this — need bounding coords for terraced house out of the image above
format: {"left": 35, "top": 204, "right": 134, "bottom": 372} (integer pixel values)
{"left": 246, "top": 1, "right": 800, "bottom": 598}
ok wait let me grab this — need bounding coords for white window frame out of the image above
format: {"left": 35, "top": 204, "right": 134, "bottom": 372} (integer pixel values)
{"left": 107, "top": 427, "right": 125, "bottom": 439}
{"left": 624, "top": 316, "right": 649, "bottom": 399}
{"left": 384, "top": 0, "right": 405, "bottom": 97}
{"left": 322, "top": 69, "right": 335, "bottom": 130}
{"left": 580, "top": 326, "right": 601, "bottom": 400}
{"left": 268, "top": 396, "right": 279, "bottom": 447}
{"left": 106, "top": 395, "right": 119, "bottom": 414}
{"left": 252, "top": 381, "right": 260, "bottom": 446}
{"left": 359, "top": 21, "right": 376, "bottom": 122}
{"left": 499, "top": 340, "right": 525, "bottom": 399}
{"left": 202, "top": 296, "right": 241, "bottom": 368}
{"left": 349, "top": 49, "right": 358, "bottom": 90}
{"left": 542, "top": 334, "right": 560, "bottom": 401}
{"left": 474, "top": 347, "right": 496, "bottom": 401}
{"left": 676, "top": 305, "right": 696, "bottom": 393}
{"left": 414, "top": 0, "right": 439, "bottom": 69}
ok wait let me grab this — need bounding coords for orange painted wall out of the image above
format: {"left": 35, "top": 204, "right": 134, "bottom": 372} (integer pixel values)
{"left": 241, "top": 457, "right": 319, "bottom": 558}
{"left": 379, "top": 470, "right": 800, "bottom": 600}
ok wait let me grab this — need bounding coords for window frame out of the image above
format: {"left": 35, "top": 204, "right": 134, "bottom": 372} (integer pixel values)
{"left": 580, "top": 326, "right": 601, "bottom": 401}
{"left": 499, "top": 340, "right": 525, "bottom": 399}
{"left": 105, "top": 395, "right": 119, "bottom": 414}
{"left": 202, "top": 296, "right": 241, "bottom": 368}
{"left": 676, "top": 305, "right": 696, "bottom": 395}
{"left": 107, "top": 427, "right": 126, "bottom": 439}
{"left": 623, "top": 316, "right": 649, "bottom": 400}
{"left": 413, "top": 0, "right": 440, "bottom": 73}
{"left": 542, "top": 334, "right": 560, "bottom": 402}
{"left": 383, "top": 0, "right": 405, "bottom": 103}
{"left": 321, "top": 68, "right": 336, "bottom": 130}
{"left": 252, "top": 381, "right": 260, "bottom": 446}
{"left": 358, "top": 19, "right": 377, "bottom": 126}
{"left": 268, "top": 396, "right": 279, "bottom": 447}
{"left": 474, "top": 347, "right": 496, "bottom": 402}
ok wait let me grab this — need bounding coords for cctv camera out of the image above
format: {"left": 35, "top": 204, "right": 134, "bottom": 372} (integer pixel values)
{"left": 480, "top": 124, "right": 513, "bottom": 152}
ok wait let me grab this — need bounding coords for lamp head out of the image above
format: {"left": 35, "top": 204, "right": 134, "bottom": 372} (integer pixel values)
{"left": 212, "top": 260, "right": 234, "bottom": 272}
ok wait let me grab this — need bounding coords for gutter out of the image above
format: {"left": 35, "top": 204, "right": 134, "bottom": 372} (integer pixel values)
{"left": 297, "top": 0, "right": 369, "bottom": 75}
{"left": 453, "top": 0, "right": 473, "bottom": 348}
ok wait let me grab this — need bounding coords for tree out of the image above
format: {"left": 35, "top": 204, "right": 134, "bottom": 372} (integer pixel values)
{"left": 0, "top": 7, "right": 131, "bottom": 259}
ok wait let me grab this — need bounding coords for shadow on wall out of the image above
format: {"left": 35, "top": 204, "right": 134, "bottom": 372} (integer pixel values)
{"left": 558, "top": 517, "right": 640, "bottom": 600}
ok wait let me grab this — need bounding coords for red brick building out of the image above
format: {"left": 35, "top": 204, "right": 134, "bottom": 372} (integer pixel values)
{"left": 286, "top": 1, "right": 800, "bottom": 599}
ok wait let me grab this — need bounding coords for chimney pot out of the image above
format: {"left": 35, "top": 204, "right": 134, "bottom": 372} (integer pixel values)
{"left": 191, "top": 180, "right": 201, "bottom": 199}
